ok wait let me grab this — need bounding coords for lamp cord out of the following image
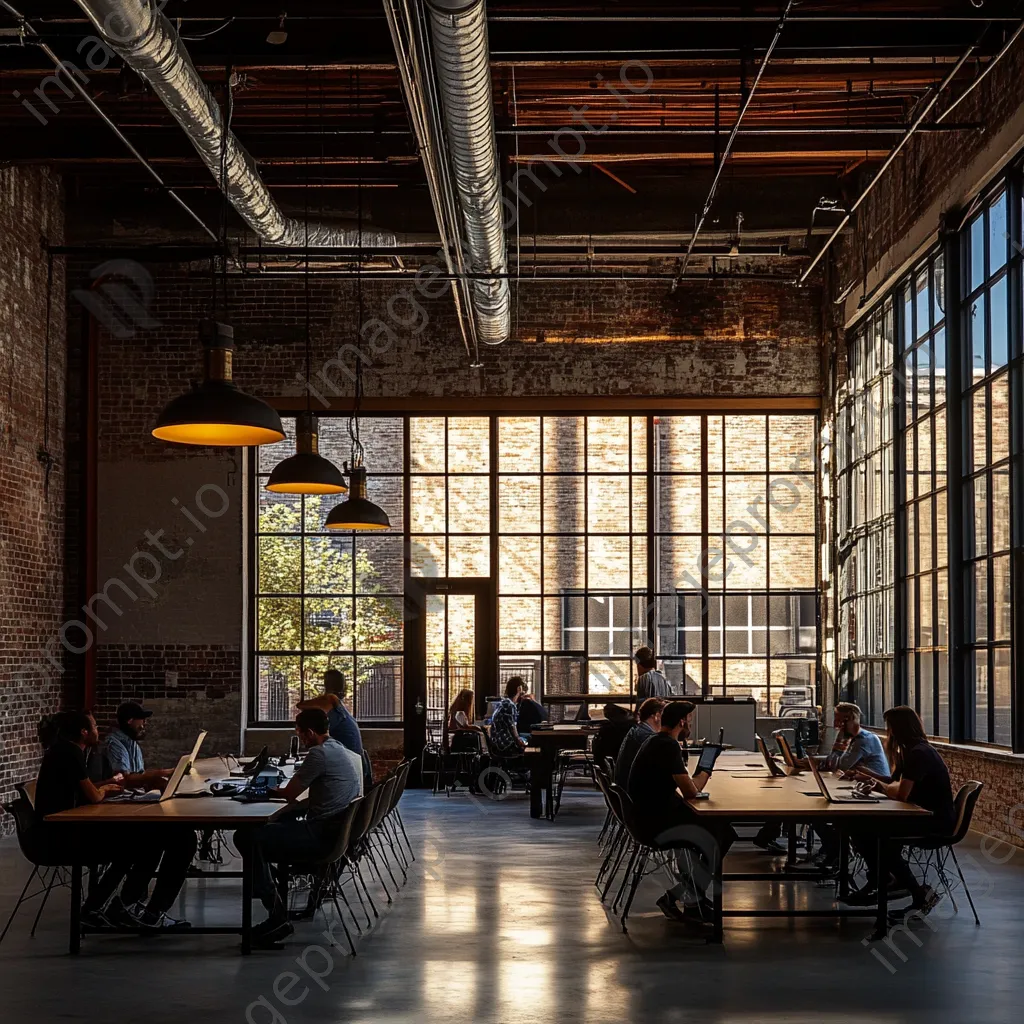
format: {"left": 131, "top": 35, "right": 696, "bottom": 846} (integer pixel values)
{"left": 350, "top": 68, "right": 365, "bottom": 468}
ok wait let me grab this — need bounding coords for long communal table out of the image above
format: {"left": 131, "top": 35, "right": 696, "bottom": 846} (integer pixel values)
{"left": 685, "top": 754, "right": 933, "bottom": 943}
{"left": 45, "top": 757, "right": 292, "bottom": 955}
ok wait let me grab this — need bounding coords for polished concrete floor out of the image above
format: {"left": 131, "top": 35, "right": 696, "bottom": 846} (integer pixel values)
{"left": 1, "top": 787, "right": 1022, "bottom": 1023}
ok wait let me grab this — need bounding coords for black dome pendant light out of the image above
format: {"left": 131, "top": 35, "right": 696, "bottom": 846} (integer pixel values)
{"left": 326, "top": 70, "right": 390, "bottom": 532}
{"left": 153, "top": 69, "right": 283, "bottom": 448}
{"left": 266, "top": 114, "right": 346, "bottom": 495}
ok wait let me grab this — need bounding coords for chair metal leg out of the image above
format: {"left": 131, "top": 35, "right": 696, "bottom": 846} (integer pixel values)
{"left": 346, "top": 866, "right": 371, "bottom": 929}
{"left": 595, "top": 826, "right": 622, "bottom": 888}
{"left": 328, "top": 895, "right": 358, "bottom": 956}
{"left": 30, "top": 867, "right": 60, "bottom": 938}
{"left": 395, "top": 811, "right": 415, "bottom": 861}
{"left": 612, "top": 846, "right": 640, "bottom": 914}
{"left": 365, "top": 845, "right": 393, "bottom": 904}
{"left": 620, "top": 848, "right": 650, "bottom": 933}
{"left": 950, "top": 848, "right": 980, "bottom": 925}
{"left": 0, "top": 867, "right": 39, "bottom": 946}
{"left": 602, "top": 833, "right": 632, "bottom": 902}
{"left": 355, "top": 861, "right": 379, "bottom": 918}
{"left": 373, "top": 833, "right": 401, "bottom": 891}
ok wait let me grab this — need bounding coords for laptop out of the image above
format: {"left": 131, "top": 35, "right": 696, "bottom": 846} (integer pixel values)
{"left": 110, "top": 731, "right": 208, "bottom": 803}
{"left": 808, "top": 757, "right": 882, "bottom": 803}
{"left": 756, "top": 734, "right": 787, "bottom": 778}
{"left": 695, "top": 742, "right": 723, "bottom": 775}
{"left": 773, "top": 730, "right": 798, "bottom": 769}
{"left": 155, "top": 730, "right": 207, "bottom": 801}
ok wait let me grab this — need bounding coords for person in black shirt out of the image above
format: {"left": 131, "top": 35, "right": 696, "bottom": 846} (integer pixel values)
{"left": 846, "top": 706, "right": 951, "bottom": 917}
{"left": 627, "top": 701, "right": 735, "bottom": 925}
{"left": 591, "top": 704, "right": 635, "bottom": 768}
{"left": 515, "top": 688, "right": 549, "bottom": 737}
{"left": 33, "top": 710, "right": 197, "bottom": 931}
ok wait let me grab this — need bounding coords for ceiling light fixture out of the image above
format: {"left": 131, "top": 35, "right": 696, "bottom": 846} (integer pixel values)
{"left": 266, "top": 411, "right": 346, "bottom": 493}
{"left": 267, "top": 13, "right": 288, "bottom": 45}
{"left": 152, "top": 320, "right": 285, "bottom": 446}
{"left": 326, "top": 70, "right": 390, "bottom": 532}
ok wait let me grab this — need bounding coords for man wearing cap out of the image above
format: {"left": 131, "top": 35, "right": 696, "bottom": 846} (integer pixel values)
{"left": 103, "top": 701, "right": 175, "bottom": 791}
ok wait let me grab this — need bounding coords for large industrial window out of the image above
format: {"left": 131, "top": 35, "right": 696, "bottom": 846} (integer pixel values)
{"left": 961, "top": 187, "right": 1015, "bottom": 746}
{"left": 900, "top": 251, "right": 950, "bottom": 738}
{"left": 251, "top": 411, "right": 819, "bottom": 722}
{"left": 837, "top": 301, "right": 896, "bottom": 728}
{"left": 654, "top": 415, "right": 819, "bottom": 714}
{"left": 253, "top": 417, "right": 405, "bottom": 721}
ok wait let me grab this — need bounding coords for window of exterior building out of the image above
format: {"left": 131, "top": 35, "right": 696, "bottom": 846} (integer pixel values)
{"left": 837, "top": 302, "right": 896, "bottom": 728}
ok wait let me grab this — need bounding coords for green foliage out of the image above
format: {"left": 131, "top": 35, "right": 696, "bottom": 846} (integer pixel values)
{"left": 257, "top": 494, "right": 403, "bottom": 702}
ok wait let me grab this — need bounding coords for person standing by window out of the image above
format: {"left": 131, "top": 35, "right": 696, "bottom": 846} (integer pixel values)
{"left": 634, "top": 647, "right": 672, "bottom": 702}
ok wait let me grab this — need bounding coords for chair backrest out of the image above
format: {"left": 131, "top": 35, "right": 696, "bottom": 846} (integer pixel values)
{"left": 322, "top": 796, "right": 363, "bottom": 864}
{"left": 950, "top": 780, "right": 984, "bottom": 843}
{"left": 16, "top": 780, "right": 37, "bottom": 810}
{"left": 389, "top": 761, "right": 411, "bottom": 812}
{"left": 606, "top": 783, "right": 632, "bottom": 834}
{"left": 3, "top": 797, "right": 51, "bottom": 867}
{"left": 349, "top": 783, "right": 384, "bottom": 846}
{"left": 370, "top": 776, "right": 397, "bottom": 830}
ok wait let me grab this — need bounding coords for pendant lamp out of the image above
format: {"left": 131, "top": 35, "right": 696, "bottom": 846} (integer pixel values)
{"left": 325, "top": 462, "right": 391, "bottom": 530}
{"left": 266, "top": 412, "right": 347, "bottom": 494}
{"left": 325, "top": 71, "right": 391, "bottom": 531}
{"left": 152, "top": 320, "right": 285, "bottom": 446}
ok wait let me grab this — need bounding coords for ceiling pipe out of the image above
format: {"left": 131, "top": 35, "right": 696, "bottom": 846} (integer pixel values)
{"left": 422, "top": 0, "right": 509, "bottom": 346}
{"left": 70, "top": 0, "right": 397, "bottom": 249}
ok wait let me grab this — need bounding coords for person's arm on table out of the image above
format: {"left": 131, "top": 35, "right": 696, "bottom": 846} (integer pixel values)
{"left": 78, "top": 778, "right": 122, "bottom": 804}
{"left": 271, "top": 747, "right": 320, "bottom": 803}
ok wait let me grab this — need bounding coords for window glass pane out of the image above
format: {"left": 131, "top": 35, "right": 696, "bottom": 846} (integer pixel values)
{"left": 499, "top": 475, "right": 541, "bottom": 532}
{"left": 657, "top": 416, "right": 702, "bottom": 471}
{"left": 499, "top": 536, "right": 541, "bottom": 594}
{"left": 969, "top": 294, "right": 986, "bottom": 381}
{"left": 993, "top": 648, "right": 1012, "bottom": 747}
{"left": 990, "top": 374, "right": 1010, "bottom": 464}
{"left": 988, "top": 191, "right": 1007, "bottom": 276}
{"left": 991, "top": 466, "right": 1011, "bottom": 552}
{"left": 499, "top": 597, "right": 542, "bottom": 650}
{"left": 447, "top": 417, "right": 489, "bottom": 472}
{"left": 544, "top": 535, "right": 585, "bottom": 589}
{"left": 656, "top": 475, "right": 702, "bottom": 533}
{"left": 971, "top": 388, "right": 988, "bottom": 474}
{"left": 993, "top": 554, "right": 1011, "bottom": 642}
{"left": 587, "top": 416, "right": 630, "bottom": 473}
{"left": 259, "top": 535, "right": 302, "bottom": 593}
{"left": 448, "top": 475, "right": 490, "bottom": 533}
{"left": 410, "top": 535, "right": 445, "bottom": 577}
{"left": 305, "top": 536, "right": 353, "bottom": 594}
{"left": 725, "top": 416, "right": 766, "bottom": 471}
{"left": 448, "top": 536, "right": 490, "bottom": 577}
{"left": 499, "top": 417, "right": 540, "bottom": 472}
{"left": 410, "top": 476, "right": 446, "bottom": 533}
{"left": 770, "top": 536, "right": 816, "bottom": 589}
{"left": 305, "top": 597, "right": 353, "bottom": 650}
{"left": 588, "top": 475, "right": 630, "bottom": 533}
{"left": 410, "top": 417, "right": 445, "bottom": 471}
{"left": 970, "top": 213, "right": 985, "bottom": 291}
{"left": 769, "top": 415, "right": 816, "bottom": 471}
{"left": 990, "top": 275, "right": 1008, "bottom": 370}
{"left": 588, "top": 535, "right": 632, "bottom": 589}
{"left": 543, "top": 416, "right": 585, "bottom": 472}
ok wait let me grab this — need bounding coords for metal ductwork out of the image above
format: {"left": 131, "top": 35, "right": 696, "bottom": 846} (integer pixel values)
{"left": 423, "top": 0, "right": 509, "bottom": 345}
{"left": 72, "top": 0, "right": 396, "bottom": 249}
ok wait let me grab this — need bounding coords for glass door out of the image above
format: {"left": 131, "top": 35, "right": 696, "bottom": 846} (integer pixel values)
{"left": 405, "top": 578, "right": 494, "bottom": 771}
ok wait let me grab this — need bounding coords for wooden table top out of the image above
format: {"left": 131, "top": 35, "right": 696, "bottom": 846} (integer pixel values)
{"left": 45, "top": 756, "right": 293, "bottom": 826}
{"left": 685, "top": 760, "right": 933, "bottom": 821}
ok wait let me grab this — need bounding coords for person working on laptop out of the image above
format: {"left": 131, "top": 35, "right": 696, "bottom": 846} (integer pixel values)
{"left": 101, "top": 701, "right": 176, "bottom": 790}
{"left": 634, "top": 647, "right": 672, "bottom": 701}
{"left": 843, "top": 706, "right": 951, "bottom": 917}
{"left": 613, "top": 698, "right": 666, "bottom": 788}
{"left": 32, "top": 710, "right": 196, "bottom": 931}
{"left": 234, "top": 707, "right": 363, "bottom": 946}
{"left": 297, "top": 668, "right": 371, "bottom": 787}
{"left": 488, "top": 677, "right": 528, "bottom": 758}
{"left": 514, "top": 681, "right": 549, "bottom": 737}
{"left": 627, "top": 701, "right": 735, "bottom": 925}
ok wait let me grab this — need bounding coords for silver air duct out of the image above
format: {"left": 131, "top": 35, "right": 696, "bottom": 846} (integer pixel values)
{"left": 72, "top": 0, "right": 396, "bottom": 249}
{"left": 423, "top": 0, "right": 509, "bottom": 345}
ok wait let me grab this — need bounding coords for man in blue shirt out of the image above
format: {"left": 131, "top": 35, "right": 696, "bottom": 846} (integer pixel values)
{"left": 297, "top": 669, "right": 372, "bottom": 788}
{"left": 103, "top": 701, "right": 174, "bottom": 791}
{"left": 811, "top": 702, "right": 891, "bottom": 869}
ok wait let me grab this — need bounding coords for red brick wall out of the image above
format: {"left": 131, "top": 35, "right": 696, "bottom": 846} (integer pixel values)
{"left": 0, "top": 167, "right": 66, "bottom": 831}
{"left": 938, "top": 745, "right": 1024, "bottom": 851}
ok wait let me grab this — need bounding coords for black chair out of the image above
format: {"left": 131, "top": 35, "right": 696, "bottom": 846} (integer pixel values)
{"left": 906, "top": 780, "right": 985, "bottom": 924}
{"left": 552, "top": 747, "right": 596, "bottom": 819}
{"left": 286, "top": 797, "right": 364, "bottom": 955}
{"left": 1, "top": 796, "right": 71, "bottom": 946}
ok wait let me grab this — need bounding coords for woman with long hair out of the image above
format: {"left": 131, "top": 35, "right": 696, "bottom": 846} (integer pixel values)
{"left": 446, "top": 688, "right": 476, "bottom": 734}
{"left": 846, "top": 705, "right": 955, "bottom": 918}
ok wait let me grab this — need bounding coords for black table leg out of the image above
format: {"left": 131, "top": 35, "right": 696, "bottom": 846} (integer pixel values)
{"left": 69, "top": 863, "right": 82, "bottom": 956}
{"left": 838, "top": 828, "right": 851, "bottom": 898}
{"left": 872, "top": 835, "right": 889, "bottom": 940}
{"left": 529, "top": 778, "right": 543, "bottom": 818}
{"left": 241, "top": 848, "right": 253, "bottom": 955}
{"left": 709, "top": 848, "right": 724, "bottom": 944}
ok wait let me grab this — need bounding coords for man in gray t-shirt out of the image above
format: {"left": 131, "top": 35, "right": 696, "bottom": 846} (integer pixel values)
{"left": 634, "top": 646, "right": 673, "bottom": 702}
{"left": 234, "top": 708, "right": 362, "bottom": 945}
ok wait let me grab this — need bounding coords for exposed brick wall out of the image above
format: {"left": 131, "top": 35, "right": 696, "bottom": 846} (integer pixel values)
{"left": 0, "top": 167, "right": 66, "bottom": 831}
{"left": 938, "top": 745, "right": 1024, "bottom": 851}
